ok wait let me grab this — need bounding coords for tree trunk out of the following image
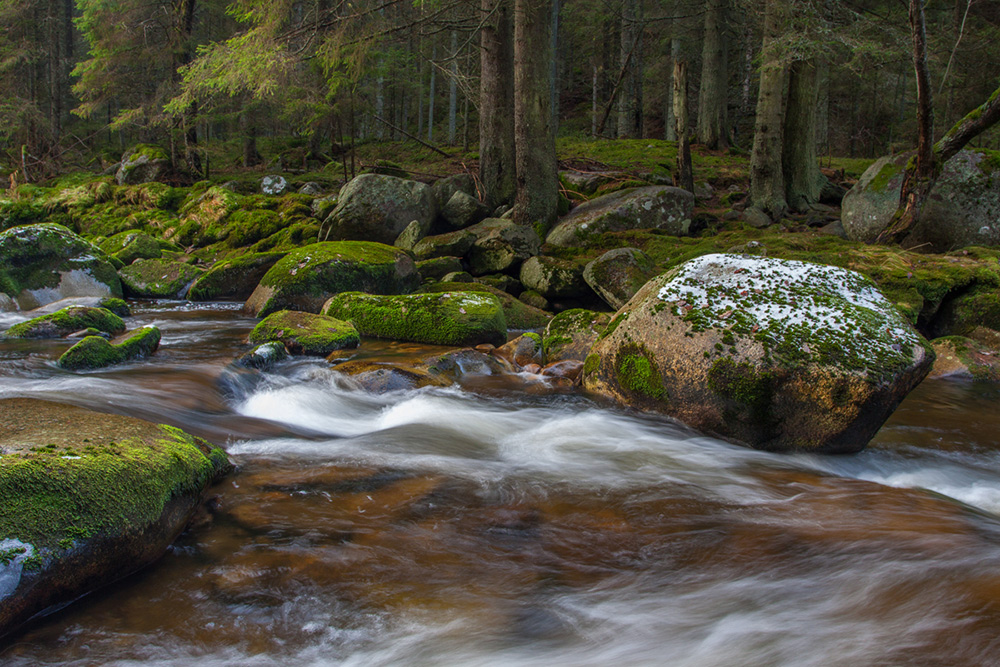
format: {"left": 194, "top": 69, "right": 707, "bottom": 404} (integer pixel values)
{"left": 448, "top": 30, "right": 458, "bottom": 145}
{"left": 513, "top": 0, "right": 558, "bottom": 230}
{"left": 665, "top": 32, "right": 681, "bottom": 141}
{"left": 427, "top": 44, "right": 437, "bottom": 143}
{"left": 748, "top": 0, "right": 788, "bottom": 220}
{"left": 617, "top": 0, "right": 640, "bottom": 138}
{"left": 241, "top": 109, "right": 261, "bottom": 168}
{"left": 673, "top": 59, "right": 693, "bottom": 192}
{"left": 783, "top": 59, "right": 824, "bottom": 212}
{"left": 479, "top": 0, "right": 517, "bottom": 209}
{"left": 696, "top": 0, "right": 729, "bottom": 150}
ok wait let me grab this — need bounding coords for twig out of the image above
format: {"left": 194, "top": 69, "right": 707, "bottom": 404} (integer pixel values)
{"left": 372, "top": 115, "right": 452, "bottom": 156}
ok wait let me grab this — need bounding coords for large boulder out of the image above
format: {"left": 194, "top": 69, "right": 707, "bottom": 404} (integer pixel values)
{"left": 115, "top": 145, "right": 171, "bottom": 186}
{"left": 247, "top": 310, "right": 360, "bottom": 356}
{"left": 582, "top": 254, "right": 934, "bottom": 453}
{"left": 422, "top": 281, "right": 551, "bottom": 330}
{"left": 0, "top": 224, "right": 122, "bottom": 311}
{"left": 584, "top": 247, "right": 657, "bottom": 310}
{"left": 0, "top": 398, "right": 230, "bottom": 640}
{"left": 119, "top": 258, "right": 205, "bottom": 299}
{"left": 188, "top": 251, "right": 288, "bottom": 301}
{"left": 465, "top": 218, "right": 542, "bottom": 275}
{"left": 324, "top": 174, "right": 437, "bottom": 245}
{"left": 324, "top": 290, "right": 507, "bottom": 347}
{"left": 842, "top": 149, "right": 1000, "bottom": 251}
{"left": 3, "top": 306, "right": 124, "bottom": 339}
{"left": 58, "top": 326, "right": 161, "bottom": 370}
{"left": 519, "top": 256, "right": 589, "bottom": 299}
{"left": 546, "top": 186, "right": 695, "bottom": 247}
{"left": 244, "top": 241, "right": 419, "bottom": 317}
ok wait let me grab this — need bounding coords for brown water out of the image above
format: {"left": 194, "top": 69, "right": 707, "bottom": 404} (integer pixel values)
{"left": 3, "top": 302, "right": 1000, "bottom": 666}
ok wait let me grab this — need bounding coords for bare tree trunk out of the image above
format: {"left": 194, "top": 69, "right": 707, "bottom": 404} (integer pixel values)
{"left": 673, "top": 59, "right": 693, "bottom": 192}
{"left": 665, "top": 32, "right": 681, "bottom": 141}
{"left": 748, "top": 0, "right": 788, "bottom": 220}
{"left": 448, "top": 30, "right": 458, "bottom": 145}
{"left": 480, "top": 0, "right": 517, "bottom": 209}
{"left": 513, "top": 0, "right": 558, "bottom": 230}
{"left": 696, "top": 0, "right": 729, "bottom": 150}
{"left": 427, "top": 45, "right": 437, "bottom": 143}
{"left": 783, "top": 59, "right": 824, "bottom": 212}
{"left": 617, "top": 0, "right": 640, "bottom": 138}
{"left": 241, "top": 108, "right": 262, "bottom": 168}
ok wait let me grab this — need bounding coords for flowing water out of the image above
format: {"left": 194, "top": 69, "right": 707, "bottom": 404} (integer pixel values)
{"left": 3, "top": 303, "right": 1000, "bottom": 666}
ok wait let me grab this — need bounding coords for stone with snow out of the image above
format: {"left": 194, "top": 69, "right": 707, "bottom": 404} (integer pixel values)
{"left": 582, "top": 253, "right": 934, "bottom": 453}
{"left": 261, "top": 175, "right": 289, "bottom": 195}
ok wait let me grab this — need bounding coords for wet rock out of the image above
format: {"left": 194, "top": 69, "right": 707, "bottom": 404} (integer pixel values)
{"left": 99, "top": 231, "right": 162, "bottom": 266}
{"left": 583, "top": 247, "right": 656, "bottom": 310}
{"left": 324, "top": 174, "right": 437, "bottom": 245}
{"left": 97, "top": 297, "right": 131, "bottom": 317}
{"left": 424, "top": 348, "right": 515, "bottom": 381}
{"left": 842, "top": 149, "right": 1000, "bottom": 252}
{"left": 540, "top": 359, "right": 584, "bottom": 381}
{"left": 0, "top": 398, "right": 230, "bottom": 640}
{"left": 496, "top": 333, "right": 545, "bottom": 368}
{"left": 244, "top": 241, "right": 419, "bottom": 317}
{"left": 2, "top": 306, "right": 124, "bottom": 339}
{"left": 323, "top": 291, "right": 507, "bottom": 347}
{"left": 466, "top": 218, "right": 542, "bottom": 276}
{"left": 416, "top": 256, "right": 464, "bottom": 282}
{"left": 543, "top": 308, "right": 610, "bottom": 363}
{"left": 582, "top": 253, "right": 934, "bottom": 453}
{"left": 422, "top": 281, "right": 551, "bottom": 330}
{"left": 119, "top": 258, "right": 205, "bottom": 299}
{"left": 188, "top": 251, "right": 288, "bottom": 301}
{"left": 0, "top": 223, "right": 122, "bottom": 310}
{"left": 248, "top": 310, "right": 359, "bottom": 356}
{"left": 440, "top": 191, "right": 489, "bottom": 230}
{"left": 929, "top": 336, "right": 1000, "bottom": 381}
{"left": 411, "top": 228, "right": 477, "bottom": 261}
{"left": 235, "top": 341, "right": 290, "bottom": 370}
{"left": 333, "top": 360, "right": 451, "bottom": 393}
{"left": 520, "top": 256, "right": 589, "bottom": 300}
{"left": 58, "top": 326, "right": 161, "bottom": 370}
{"left": 261, "top": 175, "right": 288, "bottom": 195}
{"left": 115, "top": 144, "right": 170, "bottom": 185}
{"left": 546, "top": 186, "right": 694, "bottom": 247}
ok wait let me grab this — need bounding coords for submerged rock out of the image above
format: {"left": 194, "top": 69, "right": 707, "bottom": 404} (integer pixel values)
{"left": 3, "top": 306, "right": 125, "bottom": 339}
{"left": 324, "top": 291, "right": 507, "bottom": 347}
{"left": 58, "top": 326, "right": 161, "bottom": 370}
{"left": 0, "top": 398, "right": 231, "bottom": 640}
{"left": 546, "top": 186, "right": 694, "bottom": 247}
{"left": 244, "top": 241, "right": 419, "bottom": 317}
{"left": 583, "top": 254, "right": 934, "bottom": 453}
{"left": 0, "top": 223, "right": 122, "bottom": 310}
{"left": 248, "top": 310, "right": 360, "bottom": 356}
{"left": 842, "top": 149, "right": 1000, "bottom": 251}
{"left": 324, "top": 174, "right": 437, "bottom": 245}
{"left": 119, "top": 258, "right": 204, "bottom": 299}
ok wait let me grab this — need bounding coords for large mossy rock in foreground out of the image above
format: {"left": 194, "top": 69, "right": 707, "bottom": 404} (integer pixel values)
{"left": 248, "top": 310, "right": 360, "bottom": 356}
{"left": 842, "top": 149, "right": 1000, "bottom": 252}
{"left": 583, "top": 254, "right": 934, "bottom": 453}
{"left": 324, "top": 174, "right": 437, "bottom": 245}
{"left": 324, "top": 291, "right": 507, "bottom": 347}
{"left": 546, "top": 186, "right": 694, "bottom": 247}
{"left": 244, "top": 241, "right": 419, "bottom": 317}
{"left": 0, "top": 398, "right": 231, "bottom": 640}
{"left": 58, "top": 326, "right": 161, "bottom": 370}
{"left": 2, "top": 306, "right": 125, "bottom": 339}
{"left": 0, "top": 224, "right": 122, "bottom": 311}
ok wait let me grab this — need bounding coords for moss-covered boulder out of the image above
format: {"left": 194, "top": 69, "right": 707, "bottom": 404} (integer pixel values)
{"left": 411, "top": 228, "right": 477, "bottom": 261}
{"left": 546, "top": 186, "right": 695, "bottom": 247}
{"left": 234, "top": 341, "right": 290, "bottom": 370}
{"left": 115, "top": 144, "right": 171, "bottom": 185}
{"left": 416, "top": 256, "right": 464, "bottom": 282}
{"left": 188, "top": 251, "right": 288, "bottom": 301}
{"left": 247, "top": 310, "right": 360, "bottom": 356}
{"left": 544, "top": 309, "right": 610, "bottom": 363}
{"left": 929, "top": 336, "right": 1000, "bottom": 381}
{"left": 99, "top": 231, "right": 162, "bottom": 266}
{"left": 422, "top": 281, "right": 551, "bottom": 330}
{"left": 98, "top": 297, "right": 131, "bottom": 317}
{"left": 3, "top": 306, "right": 125, "bottom": 339}
{"left": 324, "top": 174, "right": 437, "bottom": 245}
{"left": 119, "top": 258, "right": 205, "bottom": 299}
{"left": 465, "top": 218, "right": 542, "bottom": 276}
{"left": 171, "top": 186, "right": 241, "bottom": 248}
{"left": 842, "top": 149, "right": 1000, "bottom": 251}
{"left": 583, "top": 247, "right": 656, "bottom": 309}
{"left": 0, "top": 398, "right": 230, "bottom": 640}
{"left": 520, "top": 256, "right": 589, "bottom": 299}
{"left": 0, "top": 224, "right": 122, "bottom": 310}
{"left": 431, "top": 173, "right": 477, "bottom": 209}
{"left": 440, "top": 191, "right": 489, "bottom": 230}
{"left": 244, "top": 241, "right": 419, "bottom": 317}
{"left": 583, "top": 254, "right": 934, "bottom": 453}
{"left": 324, "top": 291, "right": 507, "bottom": 346}
{"left": 58, "top": 326, "right": 161, "bottom": 370}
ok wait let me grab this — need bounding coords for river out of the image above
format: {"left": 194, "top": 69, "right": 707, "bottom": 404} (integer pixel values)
{"left": 2, "top": 302, "right": 1000, "bottom": 666}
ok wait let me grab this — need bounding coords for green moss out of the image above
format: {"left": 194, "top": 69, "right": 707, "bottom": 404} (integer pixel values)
{"left": 248, "top": 310, "right": 360, "bottom": 355}
{"left": 226, "top": 209, "right": 285, "bottom": 247}
{"left": 119, "top": 258, "right": 204, "bottom": 299}
{"left": 422, "top": 281, "right": 551, "bottom": 330}
{"left": 866, "top": 160, "right": 904, "bottom": 194}
{"left": 615, "top": 343, "right": 666, "bottom": 400}
{"left": 583, "top": 353, "right": 600, "bottom": 376}
{"left": 0, "top": 546, "right": 27, "bottom": 566}
{"left": 4, "top": 306, "right": 125, "bottom": 339}
{"left": 188, "top": 251, "right": 287, "bottom": 301}
{"left": 58, "top": 327, "right": 160, "bottom": 370}
{"left": 707, "top": 357, "right": 778, "bottom": 423}
{"left": 98, "top": 297, "right": 131, "bottom": 317}
{"left": 324, "top": 291, "right": 507, "bottom": 347}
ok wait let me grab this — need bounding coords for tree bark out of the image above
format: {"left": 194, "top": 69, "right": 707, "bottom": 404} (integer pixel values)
{"left": 696, "top": 0, "right": 729, "bottom": 150}
{"left": 748, "top": 0, "right": 788, "bottom": 220}
{"left": 479, "top": 0, "right": 517, "bottom": 209}
{"left": 673, "top": 59, "right": 693, "bottom": 192}
{"left": 427, "top": 44, "right": 437, "bottom": 143}
{"left": 783, "top": 59, "right": 824, "bottom": 212}
{"left": 513, "top": 0, "right": 558, "bottom": 230}
{"left": 448, "top": 30, "right": 458, "bottom": 145}
{"left": 617, "top": 0, "right": 641, "bottom": 138}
